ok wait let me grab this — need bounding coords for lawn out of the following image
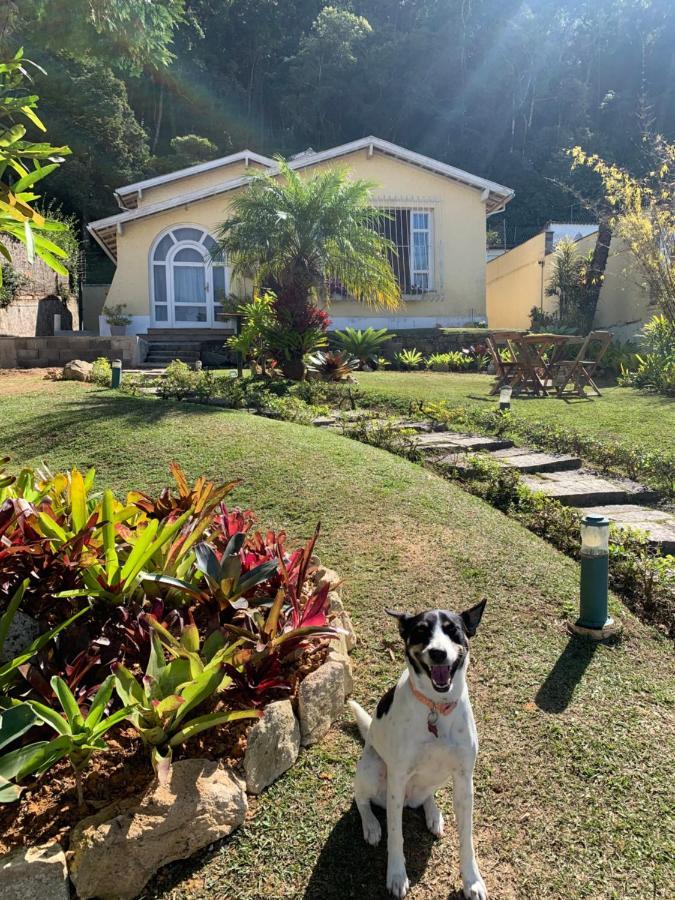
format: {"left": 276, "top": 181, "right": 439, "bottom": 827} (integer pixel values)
{"left": 1, "top": 375, "right": 673, "bottom": 899}
{"left": 356, "top": 371, "right": 675, "bottom": 458}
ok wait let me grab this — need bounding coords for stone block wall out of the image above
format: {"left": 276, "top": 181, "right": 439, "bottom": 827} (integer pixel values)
{"left": 0, "top": 336, "right": 146, "bottom": 369}
{"left": 329, "top": 327, "right": 489, "bottom": 359}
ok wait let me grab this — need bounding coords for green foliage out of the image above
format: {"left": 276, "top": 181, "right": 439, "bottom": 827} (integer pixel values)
{"left": 114, "top": 625, "right": 258, "bottom": 779}
{"left": 0, "top": 263, "right": 26, "bottom": 308}
{"left": 102, "top": 303, "right": 131, "bottom": 326}
{"left": 621, "top": 315, "right": 675, "bottom": 396}
{"left": 341, "top": 416, "right": 423, "bottom": 463}
{"left": 543, "top": 237, "right": 593, "bottom": 329}
{"left": 0, "top": 49, "right": 71, "bottom": 282}
{"left": 394, "top": 348, "right": 423, "bottom": 370}
{"left": 425, "top": 351, "right": 471, "bottom": 372}
{"left": 332, "top": 327, "right": 394, "bottom": 369}
{"left": 91, "top": 356, "right": 112, "bottom": 387}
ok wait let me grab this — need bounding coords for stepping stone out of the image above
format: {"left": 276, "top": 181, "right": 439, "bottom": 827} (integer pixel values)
{"left": 490, "top": 447, "right": 581, "bottom": 473}
{"left": 582, "top": 504, "right": 675, "bottom": 554}
{"left": 520, "top": 470, "right": 659, "bottom": 507}
{"left": 312, "top": 416, "right": 337, "bottom": 427}
{"left": 415, "top": 432, "right": 512, "bottom": 454}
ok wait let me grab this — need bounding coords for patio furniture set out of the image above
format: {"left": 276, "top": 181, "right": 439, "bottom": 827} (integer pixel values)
{"left": 486, "top": 330, "right": 612, "bottom": 399}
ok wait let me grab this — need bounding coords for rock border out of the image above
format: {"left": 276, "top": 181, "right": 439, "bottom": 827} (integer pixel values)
{"left": 0, "top": 561, "right": 354, "bottom": 900}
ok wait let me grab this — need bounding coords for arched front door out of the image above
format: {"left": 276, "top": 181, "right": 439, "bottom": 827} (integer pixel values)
{"left": 150, "top": 226, "right": 228, "bottom": 328}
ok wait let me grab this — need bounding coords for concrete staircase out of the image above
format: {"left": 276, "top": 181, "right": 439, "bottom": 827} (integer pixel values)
{"left": 141, "top": 329, "right": 234, "bottom": 369}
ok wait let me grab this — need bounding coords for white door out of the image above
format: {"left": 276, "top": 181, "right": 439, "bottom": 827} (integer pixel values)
{"left": 150, "top": 228, "right": 229, "bottom": 328}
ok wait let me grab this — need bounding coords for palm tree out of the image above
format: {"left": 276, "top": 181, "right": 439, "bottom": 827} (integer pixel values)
{"left": 216, "top": 160, "right": 400, "bottom": 378}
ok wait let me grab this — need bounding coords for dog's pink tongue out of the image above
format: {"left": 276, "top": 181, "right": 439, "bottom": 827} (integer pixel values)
{"left": 431, "top": 665, "right": 451, "bottom": 685}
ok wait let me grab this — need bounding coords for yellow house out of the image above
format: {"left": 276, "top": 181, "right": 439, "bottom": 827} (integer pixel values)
{"left": 88, "top": 137, "right": 513, "bottom": 338}
{"left": 486, "top": 224, "right": 652, "bottom": 339}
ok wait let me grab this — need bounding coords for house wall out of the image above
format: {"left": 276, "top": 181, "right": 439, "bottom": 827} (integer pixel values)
{"left": 486, "top": 232, "right": 550, "bottom": 328}
{"left": 486, "top": 231, "right": 652, "bottom": 337}
{"left": 104, "top": 147, "right": 491, "bottom": 332}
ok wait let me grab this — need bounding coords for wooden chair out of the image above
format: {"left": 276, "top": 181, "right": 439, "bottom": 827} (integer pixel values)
{"left": 550, "top": 331, "right": 612, "bottom": 398}
{"left": 486, "top": 332, "right": 524, "bottom": 395}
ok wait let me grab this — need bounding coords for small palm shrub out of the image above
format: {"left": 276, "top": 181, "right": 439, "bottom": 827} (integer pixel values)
{"left": 621, "top": 315, "right": 675, "bottom": 395}
{"left": 394, "top": 348, "right": 424, "bottom": 370}
{"left": 426, "top": 353, "right": 450, "bottom": 371}
{"left": 332, "top": 327, "right": 394, "bottom": 369}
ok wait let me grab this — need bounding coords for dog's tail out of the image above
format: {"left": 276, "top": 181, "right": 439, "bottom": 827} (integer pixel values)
{"left": 348, "top": 700, "right": 372, "bottom": 741}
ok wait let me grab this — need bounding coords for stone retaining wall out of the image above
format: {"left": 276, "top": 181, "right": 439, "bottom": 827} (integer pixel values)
{"left": 329, "top": 327, "right": 489, "bottom": 359}
{"left": 0, "top": 335, "right": 147, "bottom": 369}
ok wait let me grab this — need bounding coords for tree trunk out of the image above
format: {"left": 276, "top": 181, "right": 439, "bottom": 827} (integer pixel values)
{"left": 582, "top": 220, "right": 612, "bottom": 330}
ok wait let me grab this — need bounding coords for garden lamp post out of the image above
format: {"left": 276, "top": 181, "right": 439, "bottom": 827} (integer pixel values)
{"left": 499, "top": 385, "right": 512, "bottom": 412}
{"left": 111, "top": 359, "right": 122, "bottom": 389}
{"left": 569, "top": 514, "right": 619, "bottom": 639}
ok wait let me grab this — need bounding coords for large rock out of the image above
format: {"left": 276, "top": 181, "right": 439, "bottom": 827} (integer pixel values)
{"left": 333, "top": 611, "right": 357, "bottom": 652}
{"left": 327, "top": 647, "right": 354, "bottom": 696}
{"left": 69, "top": 759, "right": 247, "bottom": 900}
{"left": 0, "top": 610, "right": 39, "bottom": 664}
{"left": 62, "top": 359, "right": 93, "bottom": 382}
{"left": 298, "top": 660, "right": 345, "bottom": 746}
{"left": 314, "top": 566, "right": 342, "bottom": 591}
{"left": 244, "top": 700, "right": 300, "bottom": 794}
{"left": 0, "top": 841, "right": 69, "bottom": 900}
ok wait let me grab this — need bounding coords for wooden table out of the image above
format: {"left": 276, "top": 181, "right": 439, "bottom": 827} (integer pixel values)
{"left": 519, "top": 334, "right": 578, "bottom": 396}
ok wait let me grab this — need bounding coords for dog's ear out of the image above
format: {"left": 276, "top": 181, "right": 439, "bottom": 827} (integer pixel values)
{"left": 460, "top": 599, "right": 487, "bottom": 638}
{"left": 385, "top": 608, "right": 410, "bottom": 637}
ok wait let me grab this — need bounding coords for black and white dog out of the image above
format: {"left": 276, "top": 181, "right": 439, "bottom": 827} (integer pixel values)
{"left": 349, "top": 601, "right": 487, "bottom": 899}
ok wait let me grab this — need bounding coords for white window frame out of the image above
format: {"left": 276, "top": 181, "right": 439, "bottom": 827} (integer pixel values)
{"left": 409, "top": 209, "right": 433, "bottom": 293}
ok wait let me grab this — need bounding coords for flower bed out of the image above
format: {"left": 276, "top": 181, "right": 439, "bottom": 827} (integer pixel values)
{"left": 0, "top": 461, "right": 353, "bottom": 895}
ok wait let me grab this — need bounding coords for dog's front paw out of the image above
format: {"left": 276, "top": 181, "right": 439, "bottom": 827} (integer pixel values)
{"left": 462, "top": 868, "right": 487, "bottom": 900}
{"left": 424, "top": 806, "right": 444, "bottom": 837}
{"left": 362, "top": 815, "right": 382, "bottom": 846}
{"left": 386, "top": 862, "right": 410, "bottom": 898}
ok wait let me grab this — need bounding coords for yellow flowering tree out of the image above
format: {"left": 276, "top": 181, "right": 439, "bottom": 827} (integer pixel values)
{"left": 570, "top": 139, "right": 675, "bottom": 323}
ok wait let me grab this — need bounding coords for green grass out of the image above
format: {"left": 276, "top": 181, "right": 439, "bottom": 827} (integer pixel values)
{"left": 1, "top": 379, "right": 673, "bottom": 899}
{"left": 356, "top": 371, "right": 675, "bottom": 457}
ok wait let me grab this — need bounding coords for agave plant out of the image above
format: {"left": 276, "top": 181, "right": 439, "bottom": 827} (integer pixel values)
{"left": 332, "top": 327, "right": 394, "bottom": 369}
{"left": 114, "top": 622, "right": 260, "bottom": 780}
{"left": 306, "top": 350, "right": 359, "bottom": 382}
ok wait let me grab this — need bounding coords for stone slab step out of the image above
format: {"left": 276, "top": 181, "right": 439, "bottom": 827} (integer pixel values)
{"left": 490, "top": 447, "right": 582, "bottom": 473}
{"left": 521, "top": 470, "right": 659, "bottom": 507}
{"left": 146, "top": 352, "right": 200, "bottom": 362}
{"left": 582, "top": 504, "right": 675, "bottom": 554}
{"left": 414, "top": 432, "right": 512, "bottom": 453}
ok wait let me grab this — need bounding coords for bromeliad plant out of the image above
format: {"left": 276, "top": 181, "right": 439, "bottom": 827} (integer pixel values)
{"left": 113, "top": 622, "right": 260, "bottom": 780}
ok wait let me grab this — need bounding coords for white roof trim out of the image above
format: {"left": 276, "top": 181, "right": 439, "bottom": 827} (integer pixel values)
{"left": 89, "top": 136, "right": 515, "bottom": 258}
{"left": 115, "top": 149, "right": 276, "bottom": 203}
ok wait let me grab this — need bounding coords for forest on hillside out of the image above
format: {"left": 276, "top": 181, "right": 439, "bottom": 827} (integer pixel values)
{"left": 1, "top": 1, "right": 674, "bottom": 279}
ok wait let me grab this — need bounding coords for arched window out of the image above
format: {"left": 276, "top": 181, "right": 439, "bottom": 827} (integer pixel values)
{"left": 150, "top": 226, "right": 228, "bottom": 327}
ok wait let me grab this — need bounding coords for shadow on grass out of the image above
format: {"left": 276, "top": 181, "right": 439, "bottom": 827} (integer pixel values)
{"left": 2, "top": 391, "right": 241, "bottom": 456}
{"left": 534, "top": 636, "right": 598, "bottom": 713}
{"left": 303, "top": 802, "right": 457, "bottom": 900}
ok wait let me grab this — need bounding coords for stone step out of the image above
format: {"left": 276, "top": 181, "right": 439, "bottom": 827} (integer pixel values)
{"left": 582, "top": 504, "right": 675, "bottom": 554}
{"left": 145, "top": 341, "right": 203, "bottom": 350}
{"left": 490, "top": 447, "right": 582, "bottom": 473}
{"left": 415, "top": 432, "right": 512, "bottom": 454}
{"left": 521, "top": 470, "right": 659, "bottom": 507}
{"left": 146, "top": 351, "right": 200, "bottom": 362}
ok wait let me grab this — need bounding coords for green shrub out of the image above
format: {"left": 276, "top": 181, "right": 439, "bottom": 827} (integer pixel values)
{"left": 426, "top": 352, "right": 450, "bottom": 371}
{"left": 621, "top": 315, "right": 675, "bottom": 395}
{"left": 158, "top": 359, "right": 199, "bottom": 400}
{"left": 394, "top": 348, "right": 424, "bottom": 370}
{"left": 91, "top": 357, "right": 112, "bottom": 387}
{"left": 332, "top": 327, "right": 394, "bottom": 369}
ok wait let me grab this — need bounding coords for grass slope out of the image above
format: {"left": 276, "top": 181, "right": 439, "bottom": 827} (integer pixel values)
{"left": 357, "top": 372, "right": 675, "bottom": 457}
{"left": 1, "top": 377, "right": 672, "bottom": 899}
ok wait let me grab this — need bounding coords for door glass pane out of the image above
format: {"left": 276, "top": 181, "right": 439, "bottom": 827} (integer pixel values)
{"left": 175, "top": 305, "right": 207, "bottom": 322}
{"left": 174, "top": 247, "right": 204, "bottom": 262}
{"left": 174, "top": 265, "right": 205, "bottom": 303}
{"left": 213, "top": 266, "right": 227, "bottom": 302}
{"left": 153, "top": 265, "right": 167, "bottom": 302}
{"left": 202, "top": 234, "right": 218, "bottom": 252}
{"left": 173, "top": 227, "right": 203, "bottom": 243}
{"left": 412, "top": 273, "right": 429, "bottom": 291}
{"left": 154, "top": 234, "right": 174, "bottom": 261}
{"left": 154, "top": 304, "right": 168, "bottom": 322}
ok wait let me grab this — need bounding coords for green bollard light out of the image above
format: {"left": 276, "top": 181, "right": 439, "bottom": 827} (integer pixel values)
{"left": 569, "top": 514, "right": 620, "bottom": 639}
{"left": 111, "top": 358, "right": 122, "bottom": 389}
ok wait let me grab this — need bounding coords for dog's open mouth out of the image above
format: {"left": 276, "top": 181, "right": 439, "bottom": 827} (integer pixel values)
{"left": 430, "top": 664, "right": 451, "bottom": 692}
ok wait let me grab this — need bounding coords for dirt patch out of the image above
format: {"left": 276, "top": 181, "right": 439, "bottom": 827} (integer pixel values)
{"left": 0, "top": 368, "right": 66, "bottom": 396}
